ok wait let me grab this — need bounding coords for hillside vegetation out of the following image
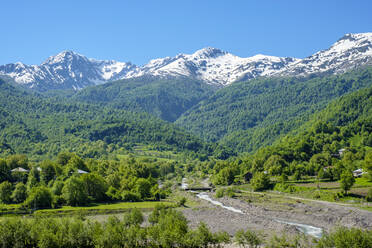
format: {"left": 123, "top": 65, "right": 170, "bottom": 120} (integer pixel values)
{"left": 177, "top": 67, "right": 372, "bottom": 152}
{"left": 73, "top": 76, "right": 217, "bottom": 122}
{"left": 207, "top": 86, "right": 372, "bottom": 197}
{"left": 0, "top": 79, "right": 230, "bottom": 161}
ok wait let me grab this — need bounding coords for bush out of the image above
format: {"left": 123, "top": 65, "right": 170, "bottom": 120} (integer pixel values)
{"left": 123, "top": 208, "right": 144, "bottom": 226}
{"left": 366, "top": 188, "right": 372, "bottom": 202}
{"left": 317, "top": 227, "right": 372, "bottom": 248}
{"left": 250, "top": 172, "right": 270, "bottom": 191}
{"left": 178, "top": 197, "right": 187, "bottom": 207}
{"left": 215, "top": 187, "right": 236, "bottom": 198}
{"left": 273, "top": 183, "right": 297, "bottom": 193}
{"left": 235, "top": 229, "right": 262, "bottom": 248}
{"left": 121, "top": 190, "right": 140, "bottom": 202}
{"left": 216, "top": 188, "right": 225, "bottom": 198}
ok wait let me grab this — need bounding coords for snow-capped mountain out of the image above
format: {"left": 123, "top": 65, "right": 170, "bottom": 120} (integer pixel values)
{"left": 1, "top": 32, "right": 372, "bottom": 91}
{"left": 126, "top": 48, "right": 299, "bottom": 86}
{"left": 0, "top": 51, "right": 137, "bottom": 90}
{"left": 276, "top": 33, "right": 372, "bottom": 76}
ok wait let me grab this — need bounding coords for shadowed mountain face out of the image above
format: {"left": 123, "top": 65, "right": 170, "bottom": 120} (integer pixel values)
{"left": 73, "top": 76, "right": 218, "bottom": 122}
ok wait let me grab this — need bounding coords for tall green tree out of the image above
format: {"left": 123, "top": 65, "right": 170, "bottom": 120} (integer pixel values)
{"left": 0, "top": 181, "right": 12, "bottom": 203}
{"left": 23, "top": 186, "right": 53, "bottom": 209}
{"left": 11, "top": 182, "right": 27, "bottom": 203}
{"left": 340, "top": 171, "right": 355, "bottom": 195}
{"left": 62, "top": 176, "right": 89, "bottom": 206}
{"left": 81, "top": 173, "right": 107, "bottom": 202}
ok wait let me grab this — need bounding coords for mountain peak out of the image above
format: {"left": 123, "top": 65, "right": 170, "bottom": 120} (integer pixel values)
{"left": 275, "top": 32, "right": 372, "bottom": 77}
{"left": 192, "top": 47, "right": 226, "bottom": 58}
{"left": 42, "top": 50, "right": 88, "bottom": 65}
{"left": 1, "top": 32, "right": 372, "bottom": 90}
{"left": 338, "top": 32, "right": 372, "bottom": 41}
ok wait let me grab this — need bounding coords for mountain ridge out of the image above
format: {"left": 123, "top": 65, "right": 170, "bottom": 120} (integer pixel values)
{"left": 0, "top": 32, "right": 371, "bottom": 91}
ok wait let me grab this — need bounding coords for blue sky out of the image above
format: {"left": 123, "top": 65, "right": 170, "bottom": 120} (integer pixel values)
{"left": 1, "top": 0, "right": 371, "bottom": 65}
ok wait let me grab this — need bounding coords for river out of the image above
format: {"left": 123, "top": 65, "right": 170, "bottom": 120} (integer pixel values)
{"left": 181, "top": 179, "right": 323, "bottom": 238}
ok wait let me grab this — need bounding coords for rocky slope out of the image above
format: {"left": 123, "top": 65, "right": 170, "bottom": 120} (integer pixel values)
{"left": 1, "top": 33, "right": 371, "bottom": 91}
{"left": 0, "top": 51, "right": 136, "bottom": 91}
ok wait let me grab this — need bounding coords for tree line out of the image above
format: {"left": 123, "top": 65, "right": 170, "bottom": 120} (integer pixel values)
{"left": 0, "top": 153, "right": 177, "bottom": 209}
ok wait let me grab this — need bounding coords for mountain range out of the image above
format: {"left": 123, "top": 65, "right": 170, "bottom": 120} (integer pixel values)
{"left": 1, "top": 33, "right": 371, "bottom": 91}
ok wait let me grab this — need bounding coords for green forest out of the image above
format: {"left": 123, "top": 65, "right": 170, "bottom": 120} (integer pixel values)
{"left": 1, "top": 66, "right": 372, "bottom": 247}
{"left": 73, "top": 76, "right": 218, "bottom": 122}
{"left": 177, "top": 67, "right": 372, "bottom": 152}
{"left": 0, "top": 79, "right": 233, "bottom": 161}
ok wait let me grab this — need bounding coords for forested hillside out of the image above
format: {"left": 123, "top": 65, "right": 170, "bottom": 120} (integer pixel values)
{"left": 208, "top": 85, "right": 372, "bottom": 187}
{"left": 0, "top": 79, "right": 230, "bottom": 161}
{"left": 176, "top": 67, "right": 372, "bottom": 152}
{"left": 73, "top": 76, "right": 218, "bottom": 122}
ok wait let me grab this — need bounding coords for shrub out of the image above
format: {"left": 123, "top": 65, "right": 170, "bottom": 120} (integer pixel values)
{"left": 366, "top": 188, "right": 372, "bottom": 202}
{"left": 215, "top": 188, "right": 225, "bottom": 198}
{"left": 234, "top": 229, "right": 262, "bottom": 248}
{"left": 317, "top": 227, "right": 372, "bottom": 248}
{"left": 178, "top": 197, "right": 187, "bottom": 207}
{"left": 250, "top": 172, "right": 270, "bottom": 191}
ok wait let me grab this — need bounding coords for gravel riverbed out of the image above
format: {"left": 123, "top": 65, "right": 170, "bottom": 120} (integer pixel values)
{"left": 182, "top": 191, "right": 372, "bottom": 237}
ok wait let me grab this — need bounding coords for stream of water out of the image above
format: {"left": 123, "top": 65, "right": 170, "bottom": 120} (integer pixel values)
{"left": 181, "top": 178, "right": 323, "bottom": 238}
{"left": 196, "top": 192, "right": 243, "bottom": 214}
{"left": 275, "top": 220, "right": 323, "bottom": 238}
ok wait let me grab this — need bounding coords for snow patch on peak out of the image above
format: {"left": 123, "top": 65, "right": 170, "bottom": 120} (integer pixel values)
{"left": 248, "top": 54, "right": 283, "bottom": 62}
{"left": 126, "top": 48, "right": 298, "bottom": 86}
{"left": 1, "top": 32, "right": 372, "bottom": 90}
{"left": 192, "top": 47, "right": 226, "bottom": 59}
{"left": 276, "top": 32, "right": 372, "bottom": 77}
{"left": 42, "top": 50, "right": 89, "bottom": 65}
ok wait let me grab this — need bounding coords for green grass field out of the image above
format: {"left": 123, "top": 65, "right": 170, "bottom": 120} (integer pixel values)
{"left": 34, "top": 201, "right": 175, "bottom": 215}
{"left": 0, "top": 201, "right": 176, "bottom": 217}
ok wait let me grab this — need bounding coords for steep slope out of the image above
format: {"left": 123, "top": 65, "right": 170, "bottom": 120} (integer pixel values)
{"left": 1, "top": 32, "right": 371, "bottom": 97}
{"left": 126, "top": 48, "right": 298, "bottom": 86}
{"left": 176, "top": 67, "right": 372, "bottom": 152}
{"left": 0, "top": 79, "right": 229, "bottom": 161}
{"left": 277, "top": 33, "right": 372, "bottom": 77}
{"left": 0, "top": 51, "right": 136, "bottom": 91}
{"left": 1, "top": 33, "right": 371, "bottom": 91}
{"left": 0, "top": 48, "right": 296, "bottom": 90}
{"left": 253, "top": 85, "right": 372, "bottom": 167}
{"left": 73, "top": 76, "right": 218, "bottom": 122}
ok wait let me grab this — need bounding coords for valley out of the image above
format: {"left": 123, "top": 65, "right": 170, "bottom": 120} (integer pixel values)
{"left": 0, "top": 32, "right": 371, "bottom": 247}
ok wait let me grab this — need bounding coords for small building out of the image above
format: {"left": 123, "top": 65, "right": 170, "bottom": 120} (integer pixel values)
{"left": 77, "top": 169, "right": 89, "bottom": 174}
{"left": 338, "top": 148, "right": 347, "bottom": 156}
{"left": 323, "top": 166, "right": 333, "bottom": 172}
{"left": 10, "top": 167, "right": 29, "bottom": 173}
{"left": 353, "top": 169, "right": 365, "bottom": 178}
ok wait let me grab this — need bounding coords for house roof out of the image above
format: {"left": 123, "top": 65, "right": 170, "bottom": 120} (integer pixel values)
{"left": 77, "top": 169, "right": 88, "bottom": 174}
{"left": 11, "top": 167, "right": 29, "bottom": 173}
